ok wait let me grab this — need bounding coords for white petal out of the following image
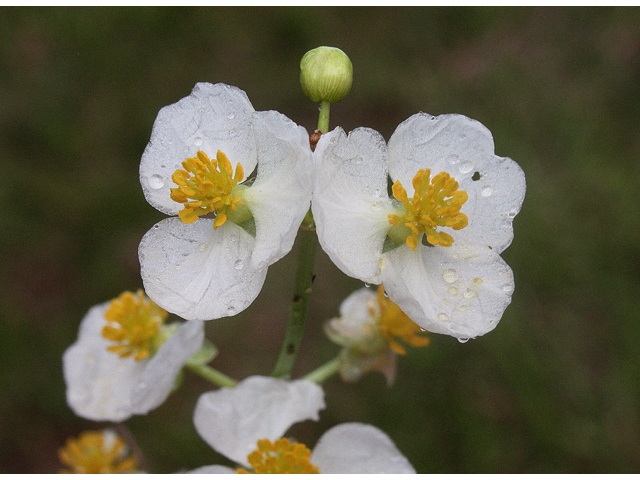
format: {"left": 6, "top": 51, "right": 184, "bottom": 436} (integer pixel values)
{"left": 328, "top": 288, "right": 378, "bottom": 341}
{"left": 381, "top": 243, "right": 515, "bottom": 339}
{"left": 139, "top": 217, "right": 267, "bottom": 321}
{"left": 188, "top": 465, "right": 236, "bottom": 474}
{"left": 388, "top": 113, "right": 526, "bottom": 252}
{"left": 310, "top": 423, "right": 415, "bottom": 474}
{"left": 140, "top": 83, "right": 257, "bottom": 216}
{"left": 312, "top": 127, "right": 394, "bottom": 282}
{"left": 243, "top": 110, "right": 313, "bottom": 269}
{"left": 193, "top": 376, "right": 325, "bottom": 466}
{"left": 131, "top": 320, "right": 205, "bottom": 414}
{"left": 62, "top": 303, "right": 144, "bottom": 422}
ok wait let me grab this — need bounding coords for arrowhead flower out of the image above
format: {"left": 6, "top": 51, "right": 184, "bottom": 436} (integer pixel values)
{"left": 325, "top": 285, "right": 429, "bottom": 385}
{"left": 63, "top": 290, "right": 205, "bottom": 422}
{"left": 312, "top": 113, "right": 525, "bottom": 339}
{"left": 191, "top": 376, "right": 415, "bottom": 474}
{"left": 139, "top": 82, "right": 312, "bottom": 321}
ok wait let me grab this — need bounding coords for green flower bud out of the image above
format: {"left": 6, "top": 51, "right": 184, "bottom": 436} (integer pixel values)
{"left": 300, "top": 46, "right": 353, "bottom": 104}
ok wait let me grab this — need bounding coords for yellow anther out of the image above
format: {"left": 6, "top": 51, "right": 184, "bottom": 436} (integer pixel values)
{"left": 388, "top": 169, "right": 468, "bottom": 250}
{"left": 237, "top": 438, "right": 319, "bottom": 474}
{"left": 101, "top": 290, "right": 168, "bottom": 361}
{"left": 170, "top": 150, "right": 245, "bottom": 229}
{"left": 58, "top": 430, "right": 138, "bottom": 474}
{"left": 371, "top": 285, "right": 430, "bottom": 355}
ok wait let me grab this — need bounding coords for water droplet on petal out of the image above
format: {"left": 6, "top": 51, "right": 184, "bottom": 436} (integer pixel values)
{"left": 227, "top": 306, "right": 236, "bottom": 315}
{"left": 198, "top": 243, "right": 208, "bottom": 252}
{"left": 194, "top": 136, "right": 203, "bottom": 146}
{"left": 442, "top": 269, "right": 458, "bottom": 284}
{"left": 459, "top": 161, "right": 473, "bottom": 174}
{"left": 364, "top": 283, "right": 371, "bottom": 288}
{"left": 437, "top": 313, "right": 449, "bottom": 322}
{"left": 149, "top": 174, "right": 164, "bottom": 189}
{"left": 458, "top": 337, "right": 469, "bottom": 343}
{"left": 227, "top": 112, "right": 235, "bottom": 120}
{"left": 463, "top": 288, "right": 476, "bottom": 299}
{"left": 481, "top": 186, "right": 493, "bottom": 197}
{"left": 473, "top": 278, "right": 484, "bottom": 286}
{"left": 448, "top": 286, "right": 458, "bottom": 296}
{"left": 234, "top": 260, "right": 244, "bottom": 270}
{"left": 502, "top": 284, "right": 514, "bottom": 294}
{"left": 458, "top": 305, "right": 468, "bottom": 312}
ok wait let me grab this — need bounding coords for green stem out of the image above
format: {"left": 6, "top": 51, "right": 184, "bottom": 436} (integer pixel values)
{"left": 186, "top": 363, "right": 237, "bottom": 388}
{"left": 318, "top": 100, "right": 331, "bottom": 133}
{"left": 303, "top": 356, "right": 340, "bottom": 384}
{"left": 271, "top": 229, "right": 318, "bottom": 378}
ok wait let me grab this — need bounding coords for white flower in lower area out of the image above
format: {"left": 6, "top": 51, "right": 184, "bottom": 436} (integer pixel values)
{"left": 138, "top": 82, "right": 313, "bottom": 321}
{"left": 63, "top": 290, "right": 204, "bottom": 422}
{"left": 191, "top": 376, "right": 415, "bottom": 474}
{"left": 312, "top": 113, "right": 526, "bottom": 339}
{"left": 326, "top": 285, "right": 429, "bottom": 385}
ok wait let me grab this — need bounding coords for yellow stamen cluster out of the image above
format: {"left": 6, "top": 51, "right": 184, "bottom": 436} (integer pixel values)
{"left": 58, "top": 430, "right": 137, "bottom": 474}
{"left": 101, "top": 290, "right": 168, "bottom": 361}
{"left": 237, "top": 438, "right": 319, "bottom": 474}
{"left": 170, "top": 150, "right": 245, "bottom": 229}
{"left": 371, "top": 286, "right": 430, "bottom": 355}
{"left": 388, "top": 169, "right": 468, "bottom": 250}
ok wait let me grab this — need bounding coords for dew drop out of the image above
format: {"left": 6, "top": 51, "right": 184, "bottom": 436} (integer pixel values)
{"left": 463, "top": 288, "right": 476, "bottom": 299}
{"left": 437, "top": 313, "right": 449, "bottom": 322}
{"left": 175, "top": 265, "right": 182, "bottom": 271}
{"left": 227, "top": 112, "right": 235, "bottom": 120}
{"left": 364, "top": 283, "right": 371, "bottom": 288}
{"left": 473, "top": 277, "right": 484, "bottom": 286}
{"left": 227, "top": 306, "right": 236, "bottom": 315}
{"left": 481, "top": 186, "right": 493, "bottom": 197}
{"left": 459, "top": 161, "right": 473, "bottom": 174}
{"left": 149, "top": 174, "right": 164, "bottom": 189}
{"left": 383, "top": 290, "right": 389, "bottom": 297}
{"left": 198, "top": 243, "right": 208, "bottom": 252}
{"left": 372, "top": 188, "right": 381, "bottom": 198}
{"left": 442, "top": 269, "right": 458, "bottom": 284}
{"left": 234, "top": 260, "right": 244, "bottom": 270}
{"left": 448, "top": 286, "right": 458, "bottom": 296}
{"left": 446, "top": 154, "right": 459, "bottom": 165}
{"left": 458, "top": 305, "right": 469, "bottom": 312}
{"left": 502, "top": 284, "right": 514, "bottom": 294}
{"left": 458, "top": 337, "right": 469, "bottom": 343}
{"left": 355, "top": 156, "right": 364, "bottom": 164}
{"left": 194, "top": 136, "right": 203, "bottom": 146}
{"left": 420, "top": 327, "right": 427, "bottom": 332}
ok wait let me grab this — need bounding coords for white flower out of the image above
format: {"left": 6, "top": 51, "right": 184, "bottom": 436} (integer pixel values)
{"left": 312, "top": 113, "right": 526, "bottom": 339}
{"left": 326, "top": 285, "right": 429, "bottom": 385}
{"left": 191, "top": 375, "right": 415, "bottom": 474}
{"left": 63, "top": 291, "right": 204, "bottom": 422}
{"left": 139, "top": 82, "right": 312, "bottom": 321}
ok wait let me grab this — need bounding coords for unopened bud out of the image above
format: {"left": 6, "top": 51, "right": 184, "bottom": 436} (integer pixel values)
{"left": 300, "top": 46, "right": 353, "bottom": 104}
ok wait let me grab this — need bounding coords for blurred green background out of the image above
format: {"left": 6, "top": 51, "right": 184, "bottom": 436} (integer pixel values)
{"left": 2, "top": 6, "right": 640, "bottom": 473}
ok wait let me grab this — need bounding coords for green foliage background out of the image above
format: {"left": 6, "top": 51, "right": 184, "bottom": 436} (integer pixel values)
{"left": 1, "top": 6, "right": 640, "bottom": 473}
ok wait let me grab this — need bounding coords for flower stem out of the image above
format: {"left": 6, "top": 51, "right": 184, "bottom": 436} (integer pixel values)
{"left": 318, "top": 101, "right": 331, "bottom": 133}
{"left": 271, "top": 229, "right": 318, "bottom": 378}
{"left": 303, "top": 356, "right": 340, "bottom": 384}
{"left": 186, "top": 363, "right": 237, "bottom": 388}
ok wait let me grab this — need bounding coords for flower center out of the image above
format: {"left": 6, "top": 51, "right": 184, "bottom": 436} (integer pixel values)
{"left": 101, "top": 290, "right": 168, "bottom": 361}
{"left": 170, "top": 150, "right": 251, "bottom": 229}
{"left": 388, "top": 169, "right": 468, "bottom": 250}
{"left": 58, "top": 430, "right": 138, "bottom": 474}
{"left": 371, "top": 285, "right": 430, "bottom": 355}
{"left": 237, "top": 438, "right": 319, "bottom": 474}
